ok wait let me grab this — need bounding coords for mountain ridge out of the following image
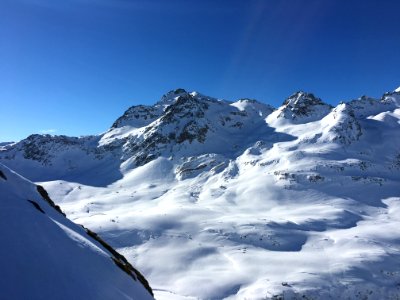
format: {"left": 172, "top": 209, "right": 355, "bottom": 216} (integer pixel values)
{"left": 1, "top": 88, "right": 400, "bottom": 299}
{"left": 4, "top": 88, "right": 398, "bottom": 181}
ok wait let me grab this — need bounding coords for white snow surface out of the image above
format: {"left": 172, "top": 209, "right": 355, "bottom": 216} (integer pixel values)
{"left": 2, "top": 88, "right": 400, "bottom": 299}
{"left": 0, "top": 164, "right": 154, "bottom": 300}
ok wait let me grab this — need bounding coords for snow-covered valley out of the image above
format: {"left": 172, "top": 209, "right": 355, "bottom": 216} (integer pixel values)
{"left": 1, "top": 88, "right": 400, "bottom": 299}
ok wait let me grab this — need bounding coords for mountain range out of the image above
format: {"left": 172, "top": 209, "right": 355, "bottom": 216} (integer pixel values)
{"left": 1, "top": 88, "right": 400, "bottom": 299}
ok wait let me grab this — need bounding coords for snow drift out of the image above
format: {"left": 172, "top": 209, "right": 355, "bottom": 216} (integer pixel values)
{"left": 0, "top": 163, "right": 153, "bottom": 300}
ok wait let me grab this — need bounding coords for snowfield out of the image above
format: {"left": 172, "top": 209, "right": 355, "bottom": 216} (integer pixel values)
{"left": 0, "top": 164, "right": 154, "bottom": 300}
{"left": 1, "top": 88, "right": 400, "bottom": 299}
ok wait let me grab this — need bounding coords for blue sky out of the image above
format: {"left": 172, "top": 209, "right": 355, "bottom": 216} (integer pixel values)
{"left": 1, "top": 0, "right": 399, "bottom": 141}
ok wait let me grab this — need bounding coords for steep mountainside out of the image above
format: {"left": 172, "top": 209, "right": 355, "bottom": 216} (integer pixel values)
{"left": 0, "top": 163, "right": 153, "bottom": 300}
{"left": 1, "top": 88, "right": 400, "bottom": 299}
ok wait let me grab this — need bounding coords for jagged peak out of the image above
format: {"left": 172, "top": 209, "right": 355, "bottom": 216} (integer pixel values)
{"left": 111, "top": 91, "right": 205, "bottom": 130}
{"left": 282, "top": 91, "right": 326, "bottom": 107}
{"left": 159, "top": 93, "right": 209, "bottom": 124}
{"left": 270, "top": 91, "right": 332, "bottom": 124}
{"left": 394, "top": 86, "right": 400, "bottom": 92}
{"left": 158, "top": 88, "right": 190, "bottom": 105}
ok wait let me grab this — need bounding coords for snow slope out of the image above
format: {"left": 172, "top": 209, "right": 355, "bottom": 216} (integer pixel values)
{"left": 1, "top": 88, "right": 400, "bottom": 299}
{"left": 0, "top": 163, "right": 153, "bottom": 300}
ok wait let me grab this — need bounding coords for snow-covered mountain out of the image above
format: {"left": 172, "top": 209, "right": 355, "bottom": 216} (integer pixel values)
{"left": 0, "top": 163, "right": 154, "bottom": 300}
{"left": 1, "top": 88, "right": 400, "bottom": 299}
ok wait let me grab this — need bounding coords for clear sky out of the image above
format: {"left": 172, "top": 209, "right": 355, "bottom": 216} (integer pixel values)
{"left": 1, "top": 0, "right": 400, "bottom": 141}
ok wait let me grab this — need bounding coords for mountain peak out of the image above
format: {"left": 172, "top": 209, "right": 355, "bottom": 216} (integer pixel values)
{"left": 159, "top": 88, "right": 190, "bottom": 105}
{"left": 283, "top": 91, "right": 325, "bottom": 107}
{"left": 270, "top": 91, "right": 332, "bottom": 123}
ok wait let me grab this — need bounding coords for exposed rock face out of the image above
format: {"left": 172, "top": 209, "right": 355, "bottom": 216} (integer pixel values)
{"left": 116, "top": 91, "right": 276, "bottom": 166}
{"left": 278, "top": 91, "right": 333, "bottom": 123}
{"left": 112, "top": 105, "right": 163, "bottom": 129}
{"left": 0, "top": 88, "right": 398, "bottom": 174}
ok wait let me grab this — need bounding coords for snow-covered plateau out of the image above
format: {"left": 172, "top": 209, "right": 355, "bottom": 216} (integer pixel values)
{"left": 1, "top": 88, "right": 400, "bottom": 299}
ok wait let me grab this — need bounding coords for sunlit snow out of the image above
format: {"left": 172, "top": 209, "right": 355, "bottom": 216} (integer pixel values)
{"left": 2, "top": 88, "right": 400, "bottom": 299}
